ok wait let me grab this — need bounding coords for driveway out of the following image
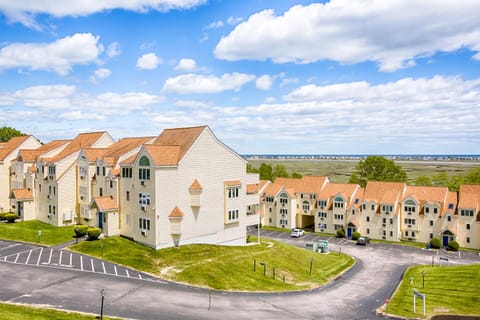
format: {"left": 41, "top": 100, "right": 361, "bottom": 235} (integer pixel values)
{"left": 0, "top": 232, "right": 479, "bottom": 320}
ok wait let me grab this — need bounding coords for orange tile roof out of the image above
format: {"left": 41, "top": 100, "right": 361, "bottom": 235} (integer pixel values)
{"left": 317, "top": 183, "right": 360, "bottom": 206}
{"left": 92, "top": 196, "right": 118, "bottom": 211}
{"left": 0, "top": 135, "right": 33, "bottom": 160}
{"left": 189, "top": 179, "right": 203, "bottom": 191}
{"left": 143, "top": 145, "right": 181, "bottom": 166}
{"left": 444, "top": 191, "right": 458, "bottom": 216}
{"left": 103, "top": 136, "right": 155, "bottom": 165}
{"left": 246, "top": 183, "right": 259, "bottom": 194}
{"left": 275, "top": 176, "right": 328, "bottom": 195}
{"left": 17, "top": 140, "right": 71, "bottom": 162}
{"left": 262, "top": 183, "right": 284, "bottom": 197}
{"left": 111, "top": 168, "right": 120, "bottom": 177}
{"left": 12, "top": 188, "right": 33, "bottom": 200}
{"left": 153, "top": 126, "right": 206, "bottom": 160}
{"left": 82, "top": 148, "right": 111, "bottom": 163}
{"left": 403, "top": 185, "right": 448, "bottom": 203}
{"left": 363, "top": 181, "right": 406, "bottom": 204}
{"left": 458, "top": 184, "right": 480, "bottom": 209}
{"left": 45, "top": 132, "right": 108, "bottom": 163}
{"left": 225, "top": 180, "right": 241, "bottom": 187}
{"left": 259, "top": 180, "right": 270, "bottom": 190}
{"left": 169, "top": 206, "right": 185, "bottom": 218}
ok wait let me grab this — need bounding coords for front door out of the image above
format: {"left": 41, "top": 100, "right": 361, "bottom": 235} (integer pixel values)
{"left": 17, "top": 202, "right": 21, "bottom": 217}
{"left": 98, "top": 212, "right": 103, "bottom": 229}
{"left": 347, "top": 227, "right": 353, "bottom": 238}
{"left": 442, "top": 235, "right": 449, "bottom": 247}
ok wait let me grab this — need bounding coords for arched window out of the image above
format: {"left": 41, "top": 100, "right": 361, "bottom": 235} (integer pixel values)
{"left": 138, "top": 156, "right": 151, "bottom": 180}
{"left": 139, "top": 156, "right": 150, "bottom": 166}
{"left": 302, "top": 200, "right": 310, "bottom": 211}
{"left": 279, "top": 193, "right": 288, "bottom": 205}
{"left": 334, "top": 196, "right": 344, "bottom": 209}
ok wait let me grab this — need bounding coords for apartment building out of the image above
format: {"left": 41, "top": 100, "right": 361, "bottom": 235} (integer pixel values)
{"left": 456, "top": 184, "right": 480, "bottom": 249}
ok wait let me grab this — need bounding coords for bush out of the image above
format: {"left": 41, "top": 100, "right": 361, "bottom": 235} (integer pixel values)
{"left": 448, "top": 240, "right": 460, "bottom": 251}
{"left": 352, "top": 231, "right": 361, "bottom": 240}
{"left": 74, "top": 225, "right": 89, "bottom": 238}
{"left": 0, "top": 212, "right": 8, "bottom": 220}
{"left": 86, "top": 227, "right": 102, "bottom": 241}
{"left": 4, "top": 213, "right": 18, "bottom": 223}
{"left": 336, "top": 228, "right": 346, "bottom": 238}
{"left": 430, "top": 238, "right": 441, "bottom": 249}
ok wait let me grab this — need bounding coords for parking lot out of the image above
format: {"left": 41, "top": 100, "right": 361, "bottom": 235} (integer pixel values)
{"left": 0, "top": 239, "right": 158, "bottom": 282}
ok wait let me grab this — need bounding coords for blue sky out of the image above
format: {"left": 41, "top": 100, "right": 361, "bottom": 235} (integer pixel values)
{"left": 0, "top": 0, "right": 479, "bottom": 155}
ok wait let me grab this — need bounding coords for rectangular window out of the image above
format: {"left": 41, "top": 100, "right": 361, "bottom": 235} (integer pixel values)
{"left": 382, "top": 217, "right": 386, "bottom": 224}
{"left": 366, "top": 216, "right": 370, "bottom": 222}
{"left": 382, "top": 230, "right": 386, "bottom": 236}
{"left": 122, "top": 167, "right": 133, "bottom": 178}
{"left": 433, "top": 207, "right": 438, "bottom": 214}
{"left": 362, "top": 203, "right": 366, "bottom": 210}
{"left": 466, "top": 224, "right": 470, "bottom": 230}
{"left": 389, "top": 231, "right": 393, "bottom": 237}
{"left": 389, "top": 218, "right": 393, "bottom": 225}
{"left": 126, "top": 191, "right": 130, "bottom": 201}
{"left": 139, "top": 217, "right": 151, "bottom": 230}
{"left": 96, "top": 166, "right": 100, "bottom": 176}
{"left": 447, "top": 215, "right": 451, "bottom": 222}
{"left": 139, "top": 168, "right": 150, "bottom": 180}
{"left": 425, "top": 207, "right": 429, "bottom": 214}
{"left": 318, "top": 212, "right": 327, "bottom": 218}
{"left": 371, "top": 204, "right": 374, "bottom": 210}
{"left": 99, "top": 188, "right": 103, "bottom": 197}
{"left": 411, "top": 231, "right": 415, "bottom": 237}
{"left": 228, "top": 187, "right": 240, "bottom": 199}
{"left": 430, "top": 220, "right": 434, "bottom": 226}
{"left": 366, "top": 228, "right": 370, "bottom": 234}
{"left": 466, "top": 237, "right": 470, "bottom": 243}
{"left": 318, "top": 200, "right": 327, "bottom": 207}
{"left": 102, "top": 167, "right": 106, "bottom": 176}
{"left": 429, "top": 233, "right": 433, "bottom": 239}
{"left": 405, "top": 231, "right": 409, "bottom": 237}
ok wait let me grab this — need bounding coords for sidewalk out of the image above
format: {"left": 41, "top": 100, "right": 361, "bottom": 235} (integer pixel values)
{"left": 50, "top": 236, "right": 86, "bottom": 250}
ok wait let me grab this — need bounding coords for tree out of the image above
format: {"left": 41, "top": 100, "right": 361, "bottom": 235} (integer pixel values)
{"left": 291, "top": 172, "right": 303, "bottom": 179}
{"left": 246, "top": 164, "right": 259, "bottom": 174}
{"left": 349, "top": 156, "right": 407, "bottom": 187}
{"left": 0, "top": 126, "right": 25, "bottom": 142}
{"left": 272, "top": 164, "right": 289, "bottom": 179}
{"left": 464, "top": 167, "right": 480, "bottom": 184}
{"left": 413, "top": 175, "right": 433, "bottom": 186}
{"left": 258, "top": 163, "right": 273, "bottom": 181}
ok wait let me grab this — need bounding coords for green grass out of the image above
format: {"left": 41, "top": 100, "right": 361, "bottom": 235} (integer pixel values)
{"left": 371, "top": 238, "right": 428, "bottom": 249}
{"left": 248, "top": 159, "right": 476, "bottom": 184}
{"left": 0, "top": 303, "right": 119, "bottom": 320}
{"left": 0, "top": 220, "right": 75, "bottom": 246}
{"left": 71, "top": 236, "right": 354, "bottom": 291}
{"left": 386, "top": 264, "right": 480, "bottom": 318}
{"left": 261, "top": 226, "right": 335, "bottom": 237}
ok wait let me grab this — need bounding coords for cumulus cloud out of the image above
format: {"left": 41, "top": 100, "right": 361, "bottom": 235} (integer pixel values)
{"left": 136, "top": 53, "right": 161, "bottom": 70}
{"left": 227, "top": 16, "right": 243, "bottom": 25}
{"left": 214, "top": 0, "right": 480, "bottom": 71}
{"left": 204, "top": 20, "right": 224, "bottom": 30}
{"left": 162, "top": 72, "right": 255, "bottom": 94}
{"left": 0, "top": 0, "right": 207, "bottom": 29}
{"left": 0, "top": 33, "right": 102, "bottom": 75}
{"left": 256, "top": 74, "right": 274, "bottom": 91}
{"left": 175, "top": 58, "right": 197, "bottom": 71}
{"left": 90, "top": 68, "right": 112, "bottom": 83}
{"left": 106, "top": 42, "right": 121, "bottom": 58}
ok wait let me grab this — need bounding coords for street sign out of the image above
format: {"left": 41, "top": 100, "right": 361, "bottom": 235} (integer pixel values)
{"left": 413, "top": 289, "right": 425, "bottom": 299}
{"left": 413, "top": 288, "right": 426, "bottom": 316}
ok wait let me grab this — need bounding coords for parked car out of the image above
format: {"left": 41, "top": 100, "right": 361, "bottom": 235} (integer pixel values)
{"left": 356, "top": 236, "right": 371, "bottom": 245}
{"left": 290, "top": 228, "right": 305, "bottom": 238}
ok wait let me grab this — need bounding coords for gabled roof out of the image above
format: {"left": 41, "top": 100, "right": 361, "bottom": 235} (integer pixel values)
{"left": 275, "top": 176, "right": 328, "bottom": 195}
{"left": 82, "top": 148, "right": 111, "bottom": 163}
{"left": 225, "top": 180, "right": 241, "bottom": 187}
{"left": 45, "top": 132, "right": 108, "bottom": 163}
{"left": 143, "top": 145, "right": 181, "bottom": 166}
{"left": 444, "top": 191, "right": 458, "bottom": 216}
{"left": 153, "top": 126, "right": 206, "bottom": 160}
{"left": 246, "top": 183, "right": 259, "bottom": 194}
{"left": 458, "top": 184, "right": 480, "bottom": 209}
{"left": 103, "top": 136, "right": 155, "bottom": 165}
{"left": 262, "top": 183, "right": 284, "bottom": 197}
{"left": 11, "top": 188, "right": 33, "bottom": 201}
{"left": 0, "top": 135, "right": 33, "bottom": 161}
{"left": 91, "top": 196, "right": 118, "bottom": 211}
{"left": 402, "top": 185, "right": 448, "bottom": 204}
{"left": 317, "top": 183, "right": 360, "bottom": 207}
{"left": 17, "top": 140, "right": 71, "bottom": 162}
{"left": 362, "top": 181, "right": 406, "bottom": 204}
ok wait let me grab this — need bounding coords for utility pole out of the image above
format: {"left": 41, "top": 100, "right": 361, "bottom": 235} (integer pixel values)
{"left": 100, "top": 289, "right": 105, "bottom": 320}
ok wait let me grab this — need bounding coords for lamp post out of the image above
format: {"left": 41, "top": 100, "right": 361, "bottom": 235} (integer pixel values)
{"left": 422, "top": 270, "right": 425, "bottom": 288}
{"left": 100, "top": 289, "right": 105, "bottom": 320}
{"left": 259, "top": 262, "right": 266, "bottom": 276}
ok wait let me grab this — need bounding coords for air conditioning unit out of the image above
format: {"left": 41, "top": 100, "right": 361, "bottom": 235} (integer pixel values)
{"left": 141, "top": 205, "right": 147, "bottom": 211}
{"left": 80, "top": 196, "right": 84, "bottom": 201}
{"left": 47, "top": 213, "right": 52, "bottom": 219}
{"left": 382, "top": 223, "right": 386, "bottom": 227}
{"left": 408, "top": 224, "right": 412, "bottom": 228}
{"left": 140, "top": 180, "right": 146, "bottom": 186}
{"left": 382, "top": 236, "right": 386, "bottom": 239}
{"left": 80, "top": 175, "right": 85, "bottom": 180}
{"left": 47, "top": 194, "right": 52, "bottom": 200}
{"left": 141, "top": 230, "right": 146, "bottom": 236}
{"left": 320, "top": 217, "right": 324, "bottom": 221}
{"left": 385, "top": 212, "right": 389, "bottom": 215}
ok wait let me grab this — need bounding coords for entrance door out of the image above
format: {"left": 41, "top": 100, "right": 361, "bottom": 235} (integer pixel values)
{"left": 98, "top": 212, "right": 103, "bottom": 229}
{"left": 17, "top": 202, "right": 21, "bottom": 217}
{"left": 347, "top": 227, "right": 353, "bottom": 238}
{"left": 442, "top": 235, "right": 449, "bottom": 247}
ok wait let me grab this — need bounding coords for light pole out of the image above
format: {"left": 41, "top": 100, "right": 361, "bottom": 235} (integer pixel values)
{"left": 100, "top": 289, "right": 105, "bottom": 320}
{"left": 422, "top": 270, "right": 425, "bottom": 288}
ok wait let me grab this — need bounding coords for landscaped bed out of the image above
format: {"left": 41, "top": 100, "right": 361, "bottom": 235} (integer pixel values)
{"left": 70, "top": 236, "right": 354, "bottom": 292}
{"left": 384, "top": 264, "right": 480, "bottom": 318}
{"left": 0, "top": 220, "right": 75, "bottom": 246}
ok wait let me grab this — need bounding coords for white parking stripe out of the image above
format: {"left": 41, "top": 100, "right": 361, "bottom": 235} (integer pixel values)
{"left": 114, "top": 265, "right": 118, "bottom": 276}
{"left": 126, "top": 269, "right": 130, "bottom": 277}
{"left": 36, "top": 248, "right": 43, "bottom": 266}
{"left": 102, "top": 262, "right": 106, "bottom": 274}
{"left": 26, "top": 249, "right": 33, "bottom": 264}
{"left": 14, "top": 253, "right": 20, "bottom": 263}
{"left": 59, "top": 251, "right": 63, "bottom": 265}
{"left": 69, "top": 252, "right": 72, "bottom": 266}
{"left": 91, "top": 258, "right": 95, "bottom": 272}
{"left": 47, "top": 249, "right": 53, "bottom": 264}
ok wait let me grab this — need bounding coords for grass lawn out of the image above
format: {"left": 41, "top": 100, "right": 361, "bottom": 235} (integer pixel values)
{"left": 261, "top": 226, "right": 335, "bottom": 237}
{"left": 71, "top": 236, "right": 354, "bottom": 291}
{"left": 385, "top": 264, "right": 480, "bottom": 318}
{"left": 371, "top": 238, "right": 427, "bottom": 249}
{"left": 0, "top": 220, "right": 75, "bottom": 246}
{"left": 0, "top": 303, "right": 119, "bottom": 320}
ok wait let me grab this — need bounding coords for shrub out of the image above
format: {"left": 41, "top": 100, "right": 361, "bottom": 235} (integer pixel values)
{"left": 5, "top": 213, "right": 18, "bottom": 223}
{"left": 0, "top": 212, "right": 8, "bottom": 220}
{"left": 86, "top": 227, "right": 102, "bottom": 241}
{"left": 336, "top": 228, "right": 346, "bottom": 238}
{"left": 352, "top": 231, "right": 361, "bottom": 240}
{"left": 74, "top": 225, "right": 89, "bottom": 238}
{"left": 430, "top": 238, "right": 441, "bottom": 249}
{"left": 447, "top": 240, "right": 460, "bottom": 251}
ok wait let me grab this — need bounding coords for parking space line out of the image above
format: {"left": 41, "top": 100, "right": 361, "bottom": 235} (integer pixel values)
{"left": 102, "top": 262, "right": 106, "bottom": 274}
{"left": 26, "top": 249, "right": 33, "bottom": 264}
{"left": 69, "top": 252, "right": 72, "bottom": 266}
{"left": 138, "top": 274, "right": 142, "bottom": 279}
{"left": 59, "top": 251, "right": 63, "bottom": 265}
{"left": 0, "top": 243, "right": 21, "bottom": 252}
{"left": 80, "top": 255, "right": 83, "bottom": 271}
{"left": 126, "top": 269, "right": 130, "bottom": 277}
{"left": 114, "top": 265, "right": 118, "bottom": 276}
{"left": 36, "top": 248, "right": 43, "bottom": 266}
{"left": 14, "top": 253, "right": 20, "bottom": 263}
{"left": 91, "top": 258, "right": 95, "bottom": 272}
{"left": 47, "top": 249, "right": 53, "bottom": 264}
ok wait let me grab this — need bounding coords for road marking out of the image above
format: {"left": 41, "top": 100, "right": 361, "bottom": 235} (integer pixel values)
{"left": 102, "top": 262, "right": 106, "bottom": 274}
{"left": 26, "top": 249, "right": 33, "bottom": 264}
{"left": 91, "top": 259, "right": 95, "bottom": 272}
{"left": 138, "top": 274, "right": 142, "bottom": 279}
{"left": 114, "top": 265, "right": 118, "bottom": 276}
{"left": 47, "top": 249, "right": 53, "bottom": 264}
{"left": 36, "top": 248, "right": 43, "bottom": 266}
{"left": 126, "top": 269, "right": 130, "bottom": 277}
{"left": 14, "top": 253, "right": 20, "bottom": 263}
{"left": 59, "top": 251, "right": 63, "bottom": 265}
{"left": 0, "top": 243, "right": 21, "bottom": 252}
{"left": 80, "top": 255, "right": 83, "bottom": 271}
{"left": 69, "top": 252, "right": 72, "bottom": 266}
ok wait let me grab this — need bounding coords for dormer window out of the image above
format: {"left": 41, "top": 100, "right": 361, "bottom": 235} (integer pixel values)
{"left": 404, "top": 199, "right": 416, "bottom": 213}
{"left": 334, "top": 196, "right": 344, "bottom": 209}
{"left": 48, "top": 165, "right": 55, "bottom": 176}
{"left": 138, "top": 156, "right": 151, "bottom": 180}
{"left": 302, "top": 201, "right": 310, "bottom": 211}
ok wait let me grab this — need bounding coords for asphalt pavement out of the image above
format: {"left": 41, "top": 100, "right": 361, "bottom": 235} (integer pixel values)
{"left": 0, "top": 231, "right": 479, "bottom": 320}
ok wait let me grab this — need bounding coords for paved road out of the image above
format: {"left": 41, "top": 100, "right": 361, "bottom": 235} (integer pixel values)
{"left": 0, "top": 232, "right": 479, "bottom": 320}
{"left": 0, "top": 239, "right": 156, "bottom": 281}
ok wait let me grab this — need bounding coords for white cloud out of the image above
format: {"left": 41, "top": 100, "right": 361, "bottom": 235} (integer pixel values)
{"left": 227, "top": 16, "right": 243, "bottom": 25}
{"left": 90, "top": 68, "right": 112, "bottom": 83}
{"left": 204, "top": 20, "right": 224, "bottom": 30}
{"left": 256, "top": 74, "right": 274, "bottom": 91}
{"left": 0, "top": 33, "right": 102, "bottom": 75}
{"left": 162, "top": 73, "right": 255, "bottom": 94}
{"left": 214, "top": 0, "right": 480, "bottom": 71}
{"left": 14, "top": 85, "right": 76, "bottom": 109}
{"left": 175, "top": 58, "right": 197, "bottom": 71}
{"left": 264, "top": 96, "right": 276, "bottom": 103}
{"left": 106, "top": 42, "right": 121, "bottom": 58}
{"left": 174, "top": 100, "right": 210, "bottom": 108}
{"left": 0, "top": 0, "right": 207, "bottom": 28}
{"left": 136, "top": 53, "right": 161, "bottom": 70}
